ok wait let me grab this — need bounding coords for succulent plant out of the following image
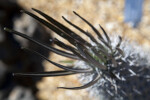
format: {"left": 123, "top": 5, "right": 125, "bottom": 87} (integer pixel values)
{"left": 4, "top": 8, "right": 150, "bottom": 100}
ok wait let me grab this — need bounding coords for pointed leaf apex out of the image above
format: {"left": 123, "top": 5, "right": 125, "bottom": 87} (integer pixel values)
{"left": 4, "top": 27, "right": 12, "bottom": 32}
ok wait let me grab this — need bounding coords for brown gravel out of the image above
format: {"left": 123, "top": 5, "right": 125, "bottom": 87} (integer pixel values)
{"left": 16, "top": 0, "right": 150, "bottom": 100}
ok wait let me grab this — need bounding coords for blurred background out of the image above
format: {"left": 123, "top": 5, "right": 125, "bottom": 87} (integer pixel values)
{"left": 0, "top": 0, "right": 150, "bottom": 100}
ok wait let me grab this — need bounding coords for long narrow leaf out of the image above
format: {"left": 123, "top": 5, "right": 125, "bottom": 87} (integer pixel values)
{"left": 21, "top": 10, "right": 77, "bottom": 46}
{"left": 99, "top": 24, "right": 111, "bottom": 44}
{"left": 4, "top": 28, "right": 78, "bottom": 59}
{"left": 62, "top": 16, "right": 98, "bottom": 44}
{"left": 58, "top": 73, "right": 101, "bottom": 90}
{"left": 13, "top": 70, "right": 77, "bottom": 77}
{"left": 53, "top": 38, "right": 77, "bottom": 52}
{"left": 73, "top": 11, "right": 104, "bottom": 40}
{"left": 32, "top": 8, "right": 91, "bottom": 47}
{"left": 23, "top": 48, "right": 92, "bottom": 73}
{"left": 76, "top": 43, "right": 107, "bottom": 70}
